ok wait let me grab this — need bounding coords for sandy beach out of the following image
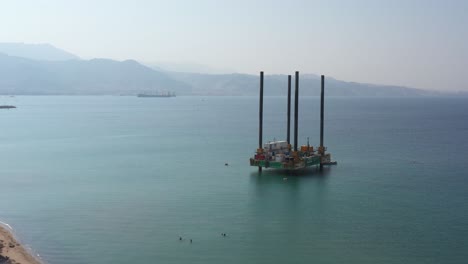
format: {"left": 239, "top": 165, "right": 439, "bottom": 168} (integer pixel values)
{"left": 0, "top": 225, "right": 42, "bottom": 264}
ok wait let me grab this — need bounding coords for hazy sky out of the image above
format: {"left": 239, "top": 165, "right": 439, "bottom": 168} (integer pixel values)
{"left": 2, "top": 0, "right": 467, "bottom": 91}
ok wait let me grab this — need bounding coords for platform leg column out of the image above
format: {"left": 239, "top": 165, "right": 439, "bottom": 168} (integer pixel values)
{"left": 258, "top": 71, "right": 264, "bottom": 174}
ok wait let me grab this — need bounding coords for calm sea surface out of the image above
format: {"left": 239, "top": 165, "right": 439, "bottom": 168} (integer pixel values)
{"left": 0, "top": 96, "right": 467, "bottom": 264}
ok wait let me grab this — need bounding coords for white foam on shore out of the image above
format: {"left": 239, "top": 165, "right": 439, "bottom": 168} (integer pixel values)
{"left": 0, "top": 220, "right": 45, "bottom": 263}
{"left": 0, "top": 220, "right": 13, "bottom": 230}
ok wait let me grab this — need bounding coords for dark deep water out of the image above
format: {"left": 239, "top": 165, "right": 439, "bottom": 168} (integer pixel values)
{"left": 0, "top": 96, "right": 467, "bottom": 264}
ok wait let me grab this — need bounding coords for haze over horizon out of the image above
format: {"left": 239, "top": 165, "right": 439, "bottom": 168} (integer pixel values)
{"left": 2, "top": 0, "right": 467, "bottom": 91}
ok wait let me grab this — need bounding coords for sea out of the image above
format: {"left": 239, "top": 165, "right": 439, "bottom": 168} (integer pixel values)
{"left": 0, "top": 95, "right": 467, "bottom": 264}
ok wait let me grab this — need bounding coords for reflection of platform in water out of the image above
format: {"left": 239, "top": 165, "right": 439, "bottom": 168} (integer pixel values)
{"left": 249, "top": 165, "right": 332, "bottom": 179}
{"left": 250, "top": 71, "right": 336, "bottom": 172}
{"left": 249, "top": 166, "right": 331, "bottom": 194}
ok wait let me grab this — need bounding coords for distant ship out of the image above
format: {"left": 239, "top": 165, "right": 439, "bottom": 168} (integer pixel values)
{"left": 0, "top": 105, "right": 16, "bottom": 109}
{"left": 137, "top": 92, "right": 176, "bottom": 98}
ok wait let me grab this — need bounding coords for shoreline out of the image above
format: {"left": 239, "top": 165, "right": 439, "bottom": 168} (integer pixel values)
{"left": 0, "top": 224, "right": 42, "bottom": 264}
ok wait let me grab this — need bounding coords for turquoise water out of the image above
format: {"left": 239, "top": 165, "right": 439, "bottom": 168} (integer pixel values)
{"left": 0, "top": 96, "right": 467, "bottom": 264}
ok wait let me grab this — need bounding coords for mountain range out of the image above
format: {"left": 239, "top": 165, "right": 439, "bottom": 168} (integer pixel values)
{"left": 0, "top": 43, "right": 79, "bottom": 61}
{"left": 0, "top": 43, "right": 455, "bottom": 96}
{"left": 166, "top": 72, "right": 441, "bottom": 96}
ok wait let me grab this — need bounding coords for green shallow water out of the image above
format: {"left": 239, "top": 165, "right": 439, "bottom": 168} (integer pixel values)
{"left": 0, "top": 96, "right": 467, "bottom": 264}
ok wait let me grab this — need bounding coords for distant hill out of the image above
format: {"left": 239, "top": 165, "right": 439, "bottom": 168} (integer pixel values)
{"left": 167, "top": 72, "right": 438, "bottom": 96}
{"left": 0, "top": 53, "right": 191, "bottom": 95}
{"left": 0, "top": 43, "right": 80, "bottom": 61}
{"left": 0, "top": 43, "right": 447, "bottom": 96}
{"left": 147, "top": 62, "right": 235, "bottom": 74}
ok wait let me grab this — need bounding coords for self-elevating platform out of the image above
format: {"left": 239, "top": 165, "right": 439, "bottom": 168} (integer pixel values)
{"left": 249, "top": 72, "right": 336, "bottom": 171}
